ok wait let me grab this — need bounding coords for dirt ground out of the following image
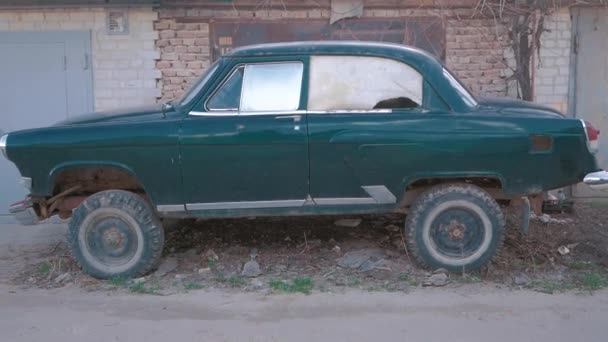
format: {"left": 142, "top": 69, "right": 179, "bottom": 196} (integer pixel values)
{"left": 1, "top": 203, "right": 608, "bottom": 340}
{"left": 2, "top": 202, "right": 607, "bottom": 295}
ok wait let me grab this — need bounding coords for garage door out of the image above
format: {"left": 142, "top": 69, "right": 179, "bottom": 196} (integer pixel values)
{"left": 0, "top": 31, "right": 93, "bottom": 220}
{"left": 572, "top": 8, "right": 608, "bottom": 198}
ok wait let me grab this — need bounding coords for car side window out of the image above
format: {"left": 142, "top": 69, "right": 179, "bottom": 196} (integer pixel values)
{"left": 207, "top": 66, "right": 244, "bottom": 111}
{"left": 308, "top": 56, "right": 423, "bottom": 111}
{"left": 241, "top": 62, "right": 303, "bottom": 112}
{"left": 205, "top": 62, "right": 303, "bottom": 113}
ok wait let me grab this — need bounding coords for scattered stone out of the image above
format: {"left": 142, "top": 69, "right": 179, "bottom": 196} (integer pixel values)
{"left": 54, "top": 272, "right": 72, "bottom": 284}
{"left": 131, "top": 277, "right": 146, "bottom": 285}
{"left": 332, "top": 245, "right": 342, "bottom": 254}
{"left": 433, "top": 268, "right": 448, "bottom": 275}
{"left": 532, "top": 213, "right": 573, "bottom": 225}
{"left": 513, "top": 273, "right": 530, "bottom": 286}
{"left": 423, "top": 272, "right": 449, "bottom": 287}
{"left": 385, "top": 224, "right": 400, "bottom": 232}
{"left": 154, "top": 257, "right": 178, "bottom": 277}
{"left": 205, "top": 249, "right": 219, "bottom": 262}
{"left": 336, "top": 248, "right": 386, "bottom": 272}
{"left": 250, "top": 278, "right": 264, "bottom": 290}
{"left": 334, "top": 218, "right": 362, "bottom": 228}
{"left": 270, "top": 264, "right": 288, "bottom": 273}
{"left": 359, "top": 259, "right": 385, "bottom": 273}
{"left": 335, "top": 277, "right": 347, "bottom": 286}
{"left": 539, "top": 214, "right": 551, "bottom": 224}
{"left": 328, "top": 238, "right": 336, "bottom": 246}
{"left": 174, "top": 274, "right": 185, "bottom": 280}
{"left": 558, "top": 245, "right": 570, "bottom": 255}
{"left": 182, "top": 248, "right": 197, "bottom": 258}
{"left": 309, "top": 239, "right": 322, "bottom": 248}
{"left": 241, "top": 260, "right": 261, "bottom": 278}
{"left": 197, "top": 268, "right": 211, "bottom": 274}
{"left": 284, "top": 236, "right": 292, "bottom": 242}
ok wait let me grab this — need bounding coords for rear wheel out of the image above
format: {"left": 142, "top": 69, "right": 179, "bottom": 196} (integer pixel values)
{"left": 68, "top": 190, "right": 164, "bottom": 279}
{"left": 405, "top": 184, "right": 505, "bottom": 272}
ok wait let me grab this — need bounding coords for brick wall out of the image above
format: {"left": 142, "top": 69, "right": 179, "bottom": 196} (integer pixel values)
{"left": 446, "top": 18, "right": 512, "bottom": 97}
{"left": 155, "top": 6, "right": 513, "bottom": 101}
{"left": 534, "top": 8, "right": 572, "bottom": 113}
{"left": 0, "top": 7, "right": 161, "bottom": 110}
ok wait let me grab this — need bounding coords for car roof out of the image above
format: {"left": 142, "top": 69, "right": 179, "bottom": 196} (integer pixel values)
{"left": 224, "top": 41, "right": 440, "bottom": 63}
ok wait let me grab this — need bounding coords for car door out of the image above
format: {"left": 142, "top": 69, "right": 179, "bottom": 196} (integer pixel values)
{"left": 306, "top": 55, "right": 448, "bottom": 206}
{"left": 180, "top": 57, "right": 309, "bottom": 211}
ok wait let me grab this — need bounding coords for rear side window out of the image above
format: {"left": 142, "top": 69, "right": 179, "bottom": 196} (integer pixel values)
{"left": 205, "top": 62, "right": 303, "bottom": 112}
{"left": 308, "top": 56, "right": 423, "bottom": 111}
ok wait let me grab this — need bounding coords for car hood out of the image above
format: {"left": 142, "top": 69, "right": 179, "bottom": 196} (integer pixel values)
{"left": 477, "top": 97, "right": 565, "bottom": 118}
{"left": 55, "top": 104, "right": 166, "bottom": 126}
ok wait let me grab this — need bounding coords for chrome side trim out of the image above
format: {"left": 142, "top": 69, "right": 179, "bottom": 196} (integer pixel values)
{"left": 156, "top": 204, "right": 186, "bottom": 213}
{"left": 314, "top": 197, "right": 376, "bottom": 205}
{"left": 306, "top": 109, "right": 393, "bottom": 115}
{"left": 186, "top": 199, "right": 305, "bottom": 211}
{"left": 0, "top": 134, "right": 8, "bottom": 159}
{"left": 19, "top": 177, "right": 32, "bottom": 191}
{"left": 189, "top": 110, "right": 306, "bottom": 117}
{"left": 362, "top": 185, "right": 397, "bottom": 204}
{"left": 583, "top": 171, "right": 608, "bottom": 190}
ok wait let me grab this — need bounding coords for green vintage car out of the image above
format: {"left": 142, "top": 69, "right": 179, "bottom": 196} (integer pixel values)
{"left": 1, "top": 41, "right": 605, "bottom": 278}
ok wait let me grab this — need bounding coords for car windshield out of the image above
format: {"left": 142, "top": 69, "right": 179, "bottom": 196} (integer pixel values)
{"left": 442, "top": 67, "right": 478, "bottom": 108}
{"left": 178, "top": 60, "right": 220, "bottom": 107}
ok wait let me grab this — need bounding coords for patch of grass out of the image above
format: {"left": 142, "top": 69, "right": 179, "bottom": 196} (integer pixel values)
{"left": 568, "top": 261, "right": 598, "bottom": 270}
{"left": 461, "top": 274, "right": 482, "bottom": 283}
{"left": 270, "top": 277, "right": 313, "bottom": 294}
{"left": 398, "top": 273, "right": 409, "bottom": 281}
{"left": 38, "top": 262, "right": 51, "bottom": 276}
{"left": 348, "top": 276, "right": 361, "bottom": 287}
{"left": 530, "top": 280, "right": 575, "bottom": 294}
{"left": 226, "top": 275, "right": 246, "bottom": 288}
{"left": 207, "top": 257, "right": 218, "bottom": 270}
{"left": 108, "top": 276, "right": 128, "bottom": 287}
{"left": 128, "top": 282, "right": 159, "bottom": 294}
{"left": 579, "top": 273, "right": 608, "bottom": 291}
{"left": 184, "top": 282, "right": 204, "bottom": 290}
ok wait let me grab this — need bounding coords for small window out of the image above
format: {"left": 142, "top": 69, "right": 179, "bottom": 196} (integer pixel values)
{"left": 241, "top": 62, "right": 303, "bottom": 112}
{"left": 308, "top": 56, "right": 423, "bottom": 111}
{"left": 207, "top": 67, "right": 244, "bottom": 111}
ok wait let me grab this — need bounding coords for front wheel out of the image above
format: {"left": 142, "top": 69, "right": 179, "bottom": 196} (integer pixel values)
{"left": 405, "top": 184, "right": 505, "bottom": 272}
{"left": 68, "top": 190, "right": 164, "bottom": 279}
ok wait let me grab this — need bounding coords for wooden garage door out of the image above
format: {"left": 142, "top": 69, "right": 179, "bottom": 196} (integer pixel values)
{"left": 0, "top": 31, "right": 93, "bottom": 219}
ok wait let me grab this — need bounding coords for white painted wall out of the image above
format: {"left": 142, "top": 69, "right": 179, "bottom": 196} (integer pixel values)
{"left": 0, "top": 7, "right": 161, "bottom": 111}
{"left": 534, "top": 8, "right": 572, "bottom": 113}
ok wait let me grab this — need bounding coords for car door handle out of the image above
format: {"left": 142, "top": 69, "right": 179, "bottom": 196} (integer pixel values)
{"left": 275, "top": 115, "right": 302, "bottom": 123}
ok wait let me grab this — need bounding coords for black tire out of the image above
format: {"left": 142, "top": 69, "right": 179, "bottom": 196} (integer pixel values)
{"left": 405, "top": 184, "right": 505, "bottom": 272}
{"left": 68, "top": 190, "right": 164, "bottom": 279}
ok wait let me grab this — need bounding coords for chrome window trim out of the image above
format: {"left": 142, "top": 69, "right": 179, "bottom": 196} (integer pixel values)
{"left": 189, "top": 109, "right": 394, "bottom": 117}
{"left": 189, "top": 110, "right": 305, "bottom": 117}
{"left": 156, "top": 204, "right": 186, "bottom": 213}
{"left": 0, "top": 134, "right": 8, "bottom": 159}
{"left": 186, "top": 199, "right": 306, "bottom": 211}
{"left": 306, "top": 109, "right": 393, "bottom": 115}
